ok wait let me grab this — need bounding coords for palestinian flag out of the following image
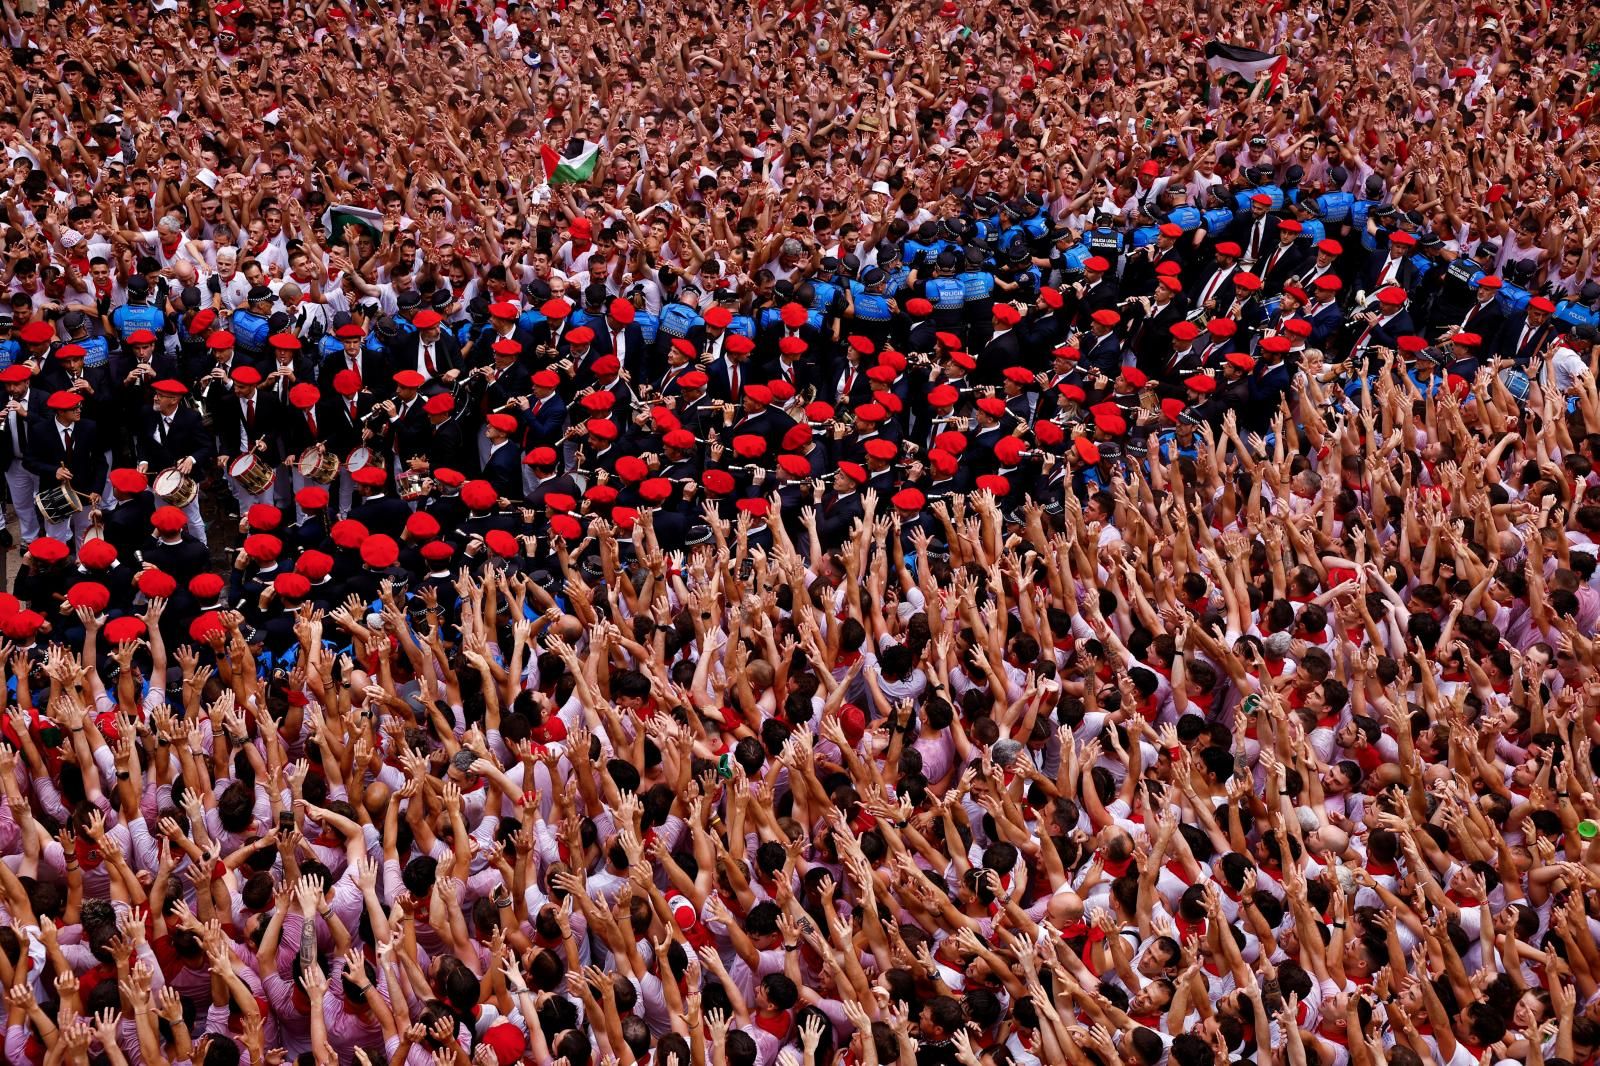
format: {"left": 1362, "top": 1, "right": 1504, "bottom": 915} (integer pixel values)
{"left": 1205, "top": 42, "right": 1288, "bottom": 95}
{"left": 540, "top": 139, "right": 601, "bottom": 185}
{"left": 322, "top": 203, "right": 383, "bottom": 243}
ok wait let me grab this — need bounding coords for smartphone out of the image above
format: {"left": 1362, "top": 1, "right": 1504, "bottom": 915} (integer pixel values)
{"left": 278, "top": 810, "right": 294, "bottom": 833}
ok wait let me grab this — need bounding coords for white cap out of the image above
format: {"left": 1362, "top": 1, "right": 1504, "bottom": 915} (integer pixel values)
{"left": 195, "top": 168, "right": 219, "bottom": 190}
{"left": 152, "top": 0, "right": 178, "bottom": 11}
{"left": 871, "top": 180, "right": 891, "bottom": 196}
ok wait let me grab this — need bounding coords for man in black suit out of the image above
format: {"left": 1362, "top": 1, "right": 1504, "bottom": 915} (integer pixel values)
{"left": 1362, "top": 234, "right": 1422, "bottom": 297}
{"left": 467, "top": 338, "right": 534, "bottom": 419}
{"left": 258, "top": 334, "right": 316, "bottom": 412}
{"left": 0, "top": 365, "right": 46, "bottom": 544}
{"left": 1450, "top": 277, "right": 1507, "bottom": 348}
{"left": 109, "top": 329, "right": 179, "bottom": 407}
{"left": 1227, "top": 194, "right": 1279, "bottom": 268}
{"left": 99, "top": 469, "right": 158, "bottom": 560}
{"left": 1347, "top": 288, "right": 1416, "bottom": 365}
{"left": 477, "top": 412, "right": 526, "bottom": 502}
{"left": 977, "top": 305, "right": 1024, "bottom": 385}
{"left": 605, "top": 298, "right": 651, "bottom": 383}
{"left": 706, "top": 343, "right": 758, "bottom": 406}
{"left": 396, "top": 310, "right": 464, "bottom": 394}
{"left": 466, "top": 302, "right": 538, "bottom": 372}
{"left": 810, "top": 461, "right": 868, "bottom": 550}
{"left": 209, "top": 365, "right": 285, "bottom": 512}
{"left": 1499, "top": 296, "right": 1560, "bottom": 367}
{"left": 348, "top": 468, "right": 413, "bottom": 537}
{"left": 421, "top": 392, "right": 473, "bottom": 474}
{"left": 39, "top": 342, "right": 117, "bottom": 449}
{"left": 25, "top": 391, "right": 106, "bottom": 542}
{"left": 1258, "top": 220, "right": 1309, "bottom": 296}
{"left": 134, "top": 378, "right": 215, "bottom": 543}
{"left": 319, "top": 325, "right": 393, "bottom": 401}
{"left": 1073, "top": 258, "right": 1121, "bottom": 329}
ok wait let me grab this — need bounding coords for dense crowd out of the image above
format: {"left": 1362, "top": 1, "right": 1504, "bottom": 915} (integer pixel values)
{"left": 0, "top": 2, "right": 1599, "bottom": 1066}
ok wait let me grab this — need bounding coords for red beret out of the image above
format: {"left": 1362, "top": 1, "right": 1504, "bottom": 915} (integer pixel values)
{"left": 296, "top": 550, "right": 335, "bottom": 580}
{"left": 243, "top": 534, "right": 282, "bottom": 562}
{"left": 976, "top": 473, "right": 1011, "bottom": 496}
{"left": 702, "top": 469, "right": 735, "bottom": 495}
{"left": 103, "top": 617, "right": 147, "bottom": 643}
{"left": 78, "top": 539, "right": 118, "bottom": 569}
{"left": 359, "top": 534, "right": 400, "bottom": 568}
{"left": 732, "top": 434, "right": 766, "bottom": 458}
{"left": 274, "top": 573, "right": 312, "bottom": 599}
{"left": 65, "top": 581, "right": 111, "bottom": 613}
{"left": 639, "top": 478, "right": 673, "bottom": 502}
{"left": 609, "top": 298, "right": 636, "bottom": 324}
{"left": 136, "top": 569, "right": 178, "bottom": 599}
{"left": 837, "top": 461, "right": 868, "bottom": 483}
{"left": 189, "top": 572, "right": 226, "bottom": 601}
{"left": 703, "top": 306, "right": 732, "bottom": 328}
{"left": 188, "top": 611, "right": 226, "bottom": 643}
{"left": 330, "top": 518, "right": 370, "bottom": 548}
{"left": 151, "top": 506, "right": 188, "bottom": 534}
{"left": 461, "top": 480, "right": 499, "bottom": 510}
{"left": 549, "top": 514, "right": 583, "bottom": 540}
{"left": 484, "top": 530, "right": 520, "bottom": 557}
{"left": 404, "top": 512, "right": 441, "bottom": 539}
{"left": 110, "top": 469, "right": 149, "bottom": 495}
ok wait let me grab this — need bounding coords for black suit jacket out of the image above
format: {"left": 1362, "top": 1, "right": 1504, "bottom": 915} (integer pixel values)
{"left": 477, "top": 441, "right": 525, "bottom": 502}
{"left": 134, "top": 406, "right": 216, "bottom": 471}
{"left": 395, "top": 332, "right": 464, "bottom": 384}
{"left": 318, "top": 349, "right": 393, "bottom": 400}
{"left": 24, "top": 415, "right": 106, "bottom": 496}
{"left": 211, "top": 390, "right": 288, "bottom": 464}
{"left": 0, "top": 389, "right": 47, "bottom": 468}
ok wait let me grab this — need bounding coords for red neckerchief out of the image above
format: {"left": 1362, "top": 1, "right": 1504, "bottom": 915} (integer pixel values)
{"left": 1366, "top": 857, "right": 1399, "bottom": 876}
{"left": 1101, "top": 854, "right": 1132, "bottom": 878}
{"left": 754, "top": 1009, "right": 793, "bottom": 1040}
{"left": 1175, "top": 914, "right": 1207, "bottom": 942}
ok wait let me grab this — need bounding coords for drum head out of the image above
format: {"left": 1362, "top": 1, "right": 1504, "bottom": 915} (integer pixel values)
{"left": 153, "top": 470, "right": 183, "bottom": 495}
{"left": 346, "top": 446, "right": 372, "bottom": 472}
{"left": 298, "top": 449, "right": 324, "bottom": 477}
{"left": 228, "top": 454, "right": 256, "bottom": 478}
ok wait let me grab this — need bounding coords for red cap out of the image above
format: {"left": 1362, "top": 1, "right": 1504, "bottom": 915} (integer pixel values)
{"left": 994, "top": 437, "right": 1024, "bottom": 465}
{"left": 864, "top": 439, "right": 897, "bottom": 461}
{"left": 1091, "top": 309, "right": 1121, "bottom": 327}
{"left": 103, "top": 617, "right": 146, "bottom": 643}
{"left": 585, "top": 417, "right": 618, "bottom": 440}
{"left": 461, "top": 480, "right": 499, "bottom": 510}
{"left": 137, "top": 569, "right": 178, "bottom": 598}
{"left": 639, "top": 478, "right": 673, "bottom": 502}
{"left": 976, "top": 473, "right": 1011, "bottom": 496}
{"left": 360, "top": 534, "right": 400, "bottom": 568}
{"left": 231, "top": 365, "right": 262, "bottom": 386}
{"left": 614, "top": 455, "right": 649, "bottom": 482}
{"left": 78, "top": 539, "right": 118, "bottom": 569}
{"left": 425, "top": 393, "right": 455, "bottom": 415}
{"left": 188, "top": 611, "right": 226, "bottom": 643}
{"left": 780, "top": 303, "right": 809, "bottom": 328}
{"left": 288, "top": 383, "right": 321, "bottom": 409}
{"left": 702, "top": 470, "right": 735, "bottom": 495}
{"left": 151, "top": 507, "right": 188, "bottom": 534}
{"left": 732, "top": 434, "right": 767, "bottom": 458}
{"left": 527, "top": 446, "right": 558, "bottom": 467}
{"left": 274, "top": 573, "right": 312, "bottom": 599}
{"left": 976, "top": 397, "right": 1006, "bottom": 417}
{"left": 110, "top": 469, "right": 149, "bottom": 495}
{"left": 609, "top": 298, "right": 636, "bottom": 324}
{"left": 330, "top": 518, "right": 370, "bottom": 548}
{"left": 1225, "top": 352, "right": 1256, "bottom": 372}
{"left": 404, "top": 512, "right": 442, "bottom": 539}
{"left": 778, "top": 454, "right": 811, "bottom": 477}
{"left": 350, "top": 466, "right": 386, "bottom": 487}
{"left": 188, "top": 572, "right": 226, "bottom": 601}
{"left": 1185, "top": 374, "right": 1216, "bottom": 394}
{"left": 550, "top": 514, "right": 583, "bottom": 540}
{"left": 703, "top": 306, "right": 732, "bottom": 329}
{"left": 735, "top": 497, "right": 770, "bottom": 518}
{"left": 412, "top": 310, "right": 443, "bottom": 330}
{"left": 393, "top": 370, "right": 425, "bottom": 389}
{"left": 242, "top": 533, "right": 282, "bottom": 562}
{"left": 488, "top": 301, "right": 520, "bottom": 320}
{"left": 296, "top": 550, "right": 335, "bottom": 580}
{"left": 296, "top": 485, "right": 330, "bottom": 509}
{"left": 837, "top": 461, "right": 868, "bottom": 483}
{"left": 65, "top": 581, "right": 110, "bottom": 613}
{"left": 1074, "top": 437, "right": 1101, "bottom": 464}
{"left": 246, "top": 503, "right": 282, "bottom": 531}
{"left": 484, "top": 530, "right": 520, "bottom": 557}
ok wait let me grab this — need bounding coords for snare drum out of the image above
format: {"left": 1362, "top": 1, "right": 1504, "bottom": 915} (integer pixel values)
{"left": 152, "top": 468, "right": 198, "bottom": 507}
{"left": 298, "top": 447, "right": 339, "bottom": 485}
{"left": 228, "top": 453, "right": 276, "bottom": 496}
{"left": 397, "top": 471, "right": 430, "bottom": 500}
{"left": 35, "top": 483, "right": 82, "bottom": 523}
{"left": 345, "top": 446, "right": 374, "bottom": 478}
